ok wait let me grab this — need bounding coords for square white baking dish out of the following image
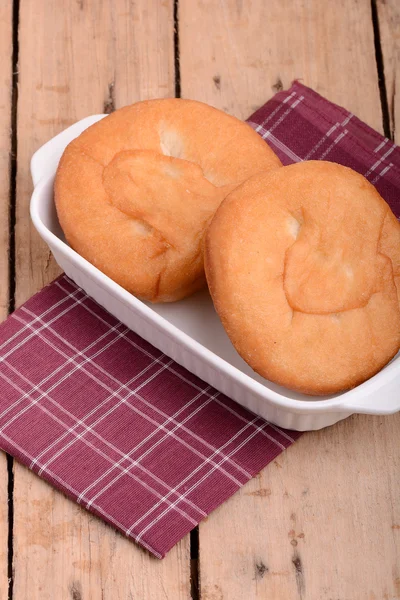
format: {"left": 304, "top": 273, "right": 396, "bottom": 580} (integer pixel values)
{"left": 30, "top": 115, "right": 400, "bottom": 431}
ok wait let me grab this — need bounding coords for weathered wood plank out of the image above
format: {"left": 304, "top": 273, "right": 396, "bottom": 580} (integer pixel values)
{"left": 14, "top": 477, "right": 190, "bottom": 600}
{"left": 14, "top": 1, "right": 189, "bottom": 598}
{"left": 179, "top": 1, "right": 399, "bottom": 598}
{"left": 377, "top": 0, "right": 400, "bottom": 139}
{"left": 198, "top": 415, "right": 400, "bottom": 600}
{"left": 179, "top": 0, "right": 382, "bottom": 130}
{"left": 0, "top": 1, "right": 13, "bottom": 597}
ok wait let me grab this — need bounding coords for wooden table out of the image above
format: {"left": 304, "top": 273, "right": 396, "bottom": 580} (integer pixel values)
{"left": 0, "top": 1, "right": 399, "bottom": 598}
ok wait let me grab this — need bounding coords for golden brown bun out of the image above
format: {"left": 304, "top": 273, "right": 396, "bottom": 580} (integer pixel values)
{"left": 55, "top": 99, "right": 281, "bottom": 302}
{"left": 205, "top": 161, "right": 400, "bottom": 396}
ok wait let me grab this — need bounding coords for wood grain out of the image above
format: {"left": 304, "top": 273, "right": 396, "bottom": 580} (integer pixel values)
{"left": 13, "top": 2, "right": 190, "bottom": 599}
{"left": 14, "top": 477, "right": 189, "bottom": 600}
{"left": 0, "top": 1, "right": 13, "bottom": 598}
{"left": 199, "top": 415, "right": 400, "bottom": 600}
{"left": 377, "top": 0, "right": 400, "bottom": 139}
{"left": 179, "top": 0, "right": 399, "bottom": 598}
{"left": 179, "top": 0, "right": 382, "bottom": 130}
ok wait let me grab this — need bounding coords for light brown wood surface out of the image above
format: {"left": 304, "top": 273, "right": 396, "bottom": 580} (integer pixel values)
{"left": 179, "top": 0, "right": 382, "bottom": 130}
{"left": 198, "top": 415, "right": 400, "bottom": 600}
{"left": 13, "top": 2, "right": 190, "bottom": 599}
{"left": 0, "top": 0, "right": 398, "bottom": 598}
{"left": 13, "top": 479, "right": 189, "bottom": 600}
{"left": 179, "top": 0, "right": 400, "bottom": 598}
{"left": 0, "top": 1, "right": 12, "bottom": 598}
{"left": 377, "top": 0, "right": 400, "bottom": 139}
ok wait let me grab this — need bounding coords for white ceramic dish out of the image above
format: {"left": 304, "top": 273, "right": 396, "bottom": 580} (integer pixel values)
{"left": 30, "top": 115, "right": 400, "bottom": 431}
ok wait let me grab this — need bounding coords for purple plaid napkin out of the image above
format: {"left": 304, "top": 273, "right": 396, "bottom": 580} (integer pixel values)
{"left": 0, "top": 83, "right": 399, "bottom": 558}
{"left": 249, "top": 82, "right": 400, "bottom": 217}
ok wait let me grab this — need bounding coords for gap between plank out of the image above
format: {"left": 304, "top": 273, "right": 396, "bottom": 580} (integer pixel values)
{"left": 175, "top": 6, "right": 196, "bottom": 594}
{"left": 7, "top": 1, "right": 20, "bottom": 598}
{"left": 6, "top": 456, "right": 14, "bottom": 600}
{"left": 9, "top": 0, "right": 18, "bottom": 315}
{"left": 370, "top": 0, "right": 392, "bottom": 140}
{"left": 173, "top": 0, "right": 181, "bottom": 98}
{"left": 190, "top": 527, "right": 199, "bottom": 600}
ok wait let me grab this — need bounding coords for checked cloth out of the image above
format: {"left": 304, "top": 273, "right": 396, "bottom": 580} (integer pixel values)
{"left": 0, "top": 82, "right": 399, "bottom": 558}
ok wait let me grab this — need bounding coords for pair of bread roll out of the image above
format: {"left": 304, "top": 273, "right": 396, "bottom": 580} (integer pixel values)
{"left": 55, "top": 99, "right": 400, "bottom": 396}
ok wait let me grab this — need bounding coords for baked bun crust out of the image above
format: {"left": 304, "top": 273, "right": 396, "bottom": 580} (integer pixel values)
{"left": 55, "top": 99, "right": 281, "bottom": 302}
{"left": 205, "top": 161, "right": 400, "bottom": 395}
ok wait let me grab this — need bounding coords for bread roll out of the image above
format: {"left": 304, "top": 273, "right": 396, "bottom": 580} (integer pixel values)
{"left": 55, "top": 99, "right": 281, "bottom": 302}
{"left": 205, "top": 161, "right": 400, "bottom": 395}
